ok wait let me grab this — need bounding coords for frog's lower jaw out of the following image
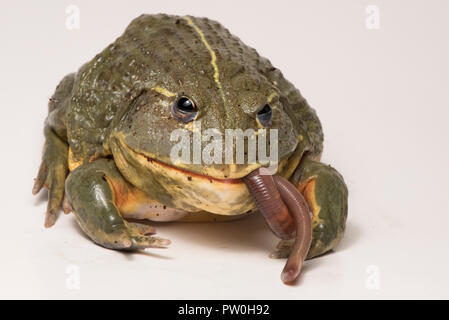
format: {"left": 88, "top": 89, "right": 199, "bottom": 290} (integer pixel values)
{"left": 109, "top": 137, "right": 256, "bottom": 216}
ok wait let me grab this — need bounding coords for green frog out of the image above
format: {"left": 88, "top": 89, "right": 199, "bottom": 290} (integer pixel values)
{"left": 33, "top": 14, "right": 347, "bottom": 275}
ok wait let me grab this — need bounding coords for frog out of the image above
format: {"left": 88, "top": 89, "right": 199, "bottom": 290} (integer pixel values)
{"left": 33, "top": 14, "right": 348, "bottom": 278}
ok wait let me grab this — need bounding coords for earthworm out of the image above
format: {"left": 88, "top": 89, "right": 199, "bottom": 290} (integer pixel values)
{"left": 243, "top": 169, "right": 295, "bottom": 240}
{"left": 273, "top": 175, "right": 312, "bottom": 283}
{"left": 243, "top": 169, "right": 312, "bottom": 284}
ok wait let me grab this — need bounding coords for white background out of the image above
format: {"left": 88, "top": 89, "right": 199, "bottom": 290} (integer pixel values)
{"left": 1, "top": 0, "right": 448, "bottom": 299}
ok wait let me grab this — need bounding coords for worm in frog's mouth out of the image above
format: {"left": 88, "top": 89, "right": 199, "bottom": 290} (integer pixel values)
{"left": 114, "top": 136, "right": 311, "bottom": 283}
{"left": 242, "top": 168, "right": 312, "bottom": 284}
{"left": 134, "top": 149, "right": 312, "bottom": 284}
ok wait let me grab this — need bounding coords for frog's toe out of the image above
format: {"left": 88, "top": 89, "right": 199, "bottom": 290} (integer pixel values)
{"left": 33, "top": 126, "right": 69, "bottom": 227}
{"left": 45, "top": 176, "right": 67, "bottom": 227}
{"left": 62, "top": 194, "right": 73, "bottom": 214}
{"left": 129, "top": 233, "right": 171, "bottom": 250}
{"left": 127, "top": 221, "right": 157, "bottom": 235}
{"left": 100, "top": 229, "right": 170, "bottom": 250}
{"left": 122, "top": 222, "right": 169, "bottom": 250}
{"left": 32, "top": 161, "right": 48, "bottom": 195}
{"left": 33, "top": 161, "right": 67, "bottom": 227}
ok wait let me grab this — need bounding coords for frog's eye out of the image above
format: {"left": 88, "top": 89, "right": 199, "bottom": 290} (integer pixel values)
{"left": 256, "top": 104, "right": 272, "bottom": 127}
{"left": 171, "top": 96, "right": 198, "bottom": 123}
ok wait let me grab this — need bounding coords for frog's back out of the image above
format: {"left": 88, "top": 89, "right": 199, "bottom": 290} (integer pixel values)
{"left": 68, "top": 14, "right": 187, "bottom": 161}
{"left": 65, "top": 14, "right": 323, "bottom": 162}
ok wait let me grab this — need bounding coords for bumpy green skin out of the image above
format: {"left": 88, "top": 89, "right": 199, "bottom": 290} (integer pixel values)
{"left": 55, "top": 14, "right": 322, "bottom": 167}
{"left": 36, "top": 14, "right": 347, "bottom": 257}
{"left": 296, "top": 158, "right": 348, "bottom": 258}
{"left": 65, "top": 159, "right": 167, "bottom": 250}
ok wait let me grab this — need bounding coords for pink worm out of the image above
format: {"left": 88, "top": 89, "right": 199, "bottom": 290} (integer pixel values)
{"left": 243, "top": 169, "right": 312, "bottom": 284}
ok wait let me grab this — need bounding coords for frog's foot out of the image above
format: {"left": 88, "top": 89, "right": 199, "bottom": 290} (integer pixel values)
{"left": 271, "top": 158, "right": 348, "bottom": 260}
{"left": 126, "top": 221, "right": 157, "bottom": 236}
{"left": 32, "top": 126, "right": 68, "bottom": 227}
{"left": 65, "top": 158, "right": 170, "bottom": 250}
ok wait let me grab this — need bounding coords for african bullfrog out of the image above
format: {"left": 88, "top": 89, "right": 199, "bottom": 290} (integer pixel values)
{"left": 33, "top": 14, "right": 348, "bottom": 283}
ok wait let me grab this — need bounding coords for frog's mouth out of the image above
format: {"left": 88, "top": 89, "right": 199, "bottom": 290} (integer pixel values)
{"left": 132, "top": 151, "right": 244, "bottom": 184}
{"left": 124, "top": 137, "right": 314, "bottom": 284}
{"left": 112, "top": 135, "right": 311, "bottom": 284}
{"left": 112, "top": 133, "right": 262, "bottom": 181}
{"left": 110, "top": 135, "right": 256, "bottom": 215}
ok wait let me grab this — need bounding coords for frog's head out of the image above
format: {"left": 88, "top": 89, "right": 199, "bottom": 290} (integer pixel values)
{"left": 109, "top": 16, "right": 302, "bottom": 215}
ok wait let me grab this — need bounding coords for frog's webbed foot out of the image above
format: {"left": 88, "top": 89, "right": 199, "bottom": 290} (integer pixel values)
{"left": 126, "top": 221, "right": 157, "bottom": 236}
{"left": 65, "top": 159, "right": 170, "bottom": 250}
{"left": 32, "top": 126, "right": 69, "bottom": 227}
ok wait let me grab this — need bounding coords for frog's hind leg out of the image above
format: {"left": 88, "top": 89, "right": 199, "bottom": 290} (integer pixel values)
{"left": 270, "top": 157, "right": 348, "bottom": 259}
{"left": 33, "top": 126, "right": 69, "bottom": 227}
{"left": 65, "top": 158, "right": 169, "bottom": 250}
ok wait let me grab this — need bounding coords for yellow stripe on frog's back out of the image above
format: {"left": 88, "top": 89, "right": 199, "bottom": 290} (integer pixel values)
{"left": 151, "top": 85, "right": 177, "bottom": 98}
{"left": 183, "top": 16, "right": 226, "bottom": 106}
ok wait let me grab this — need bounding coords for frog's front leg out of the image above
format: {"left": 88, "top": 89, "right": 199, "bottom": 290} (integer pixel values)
{"left": 65, "top": 158, "right": 170, "bottom": 250}
{"left": 271, "top": 157, "right": 348, "bottom": 259}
